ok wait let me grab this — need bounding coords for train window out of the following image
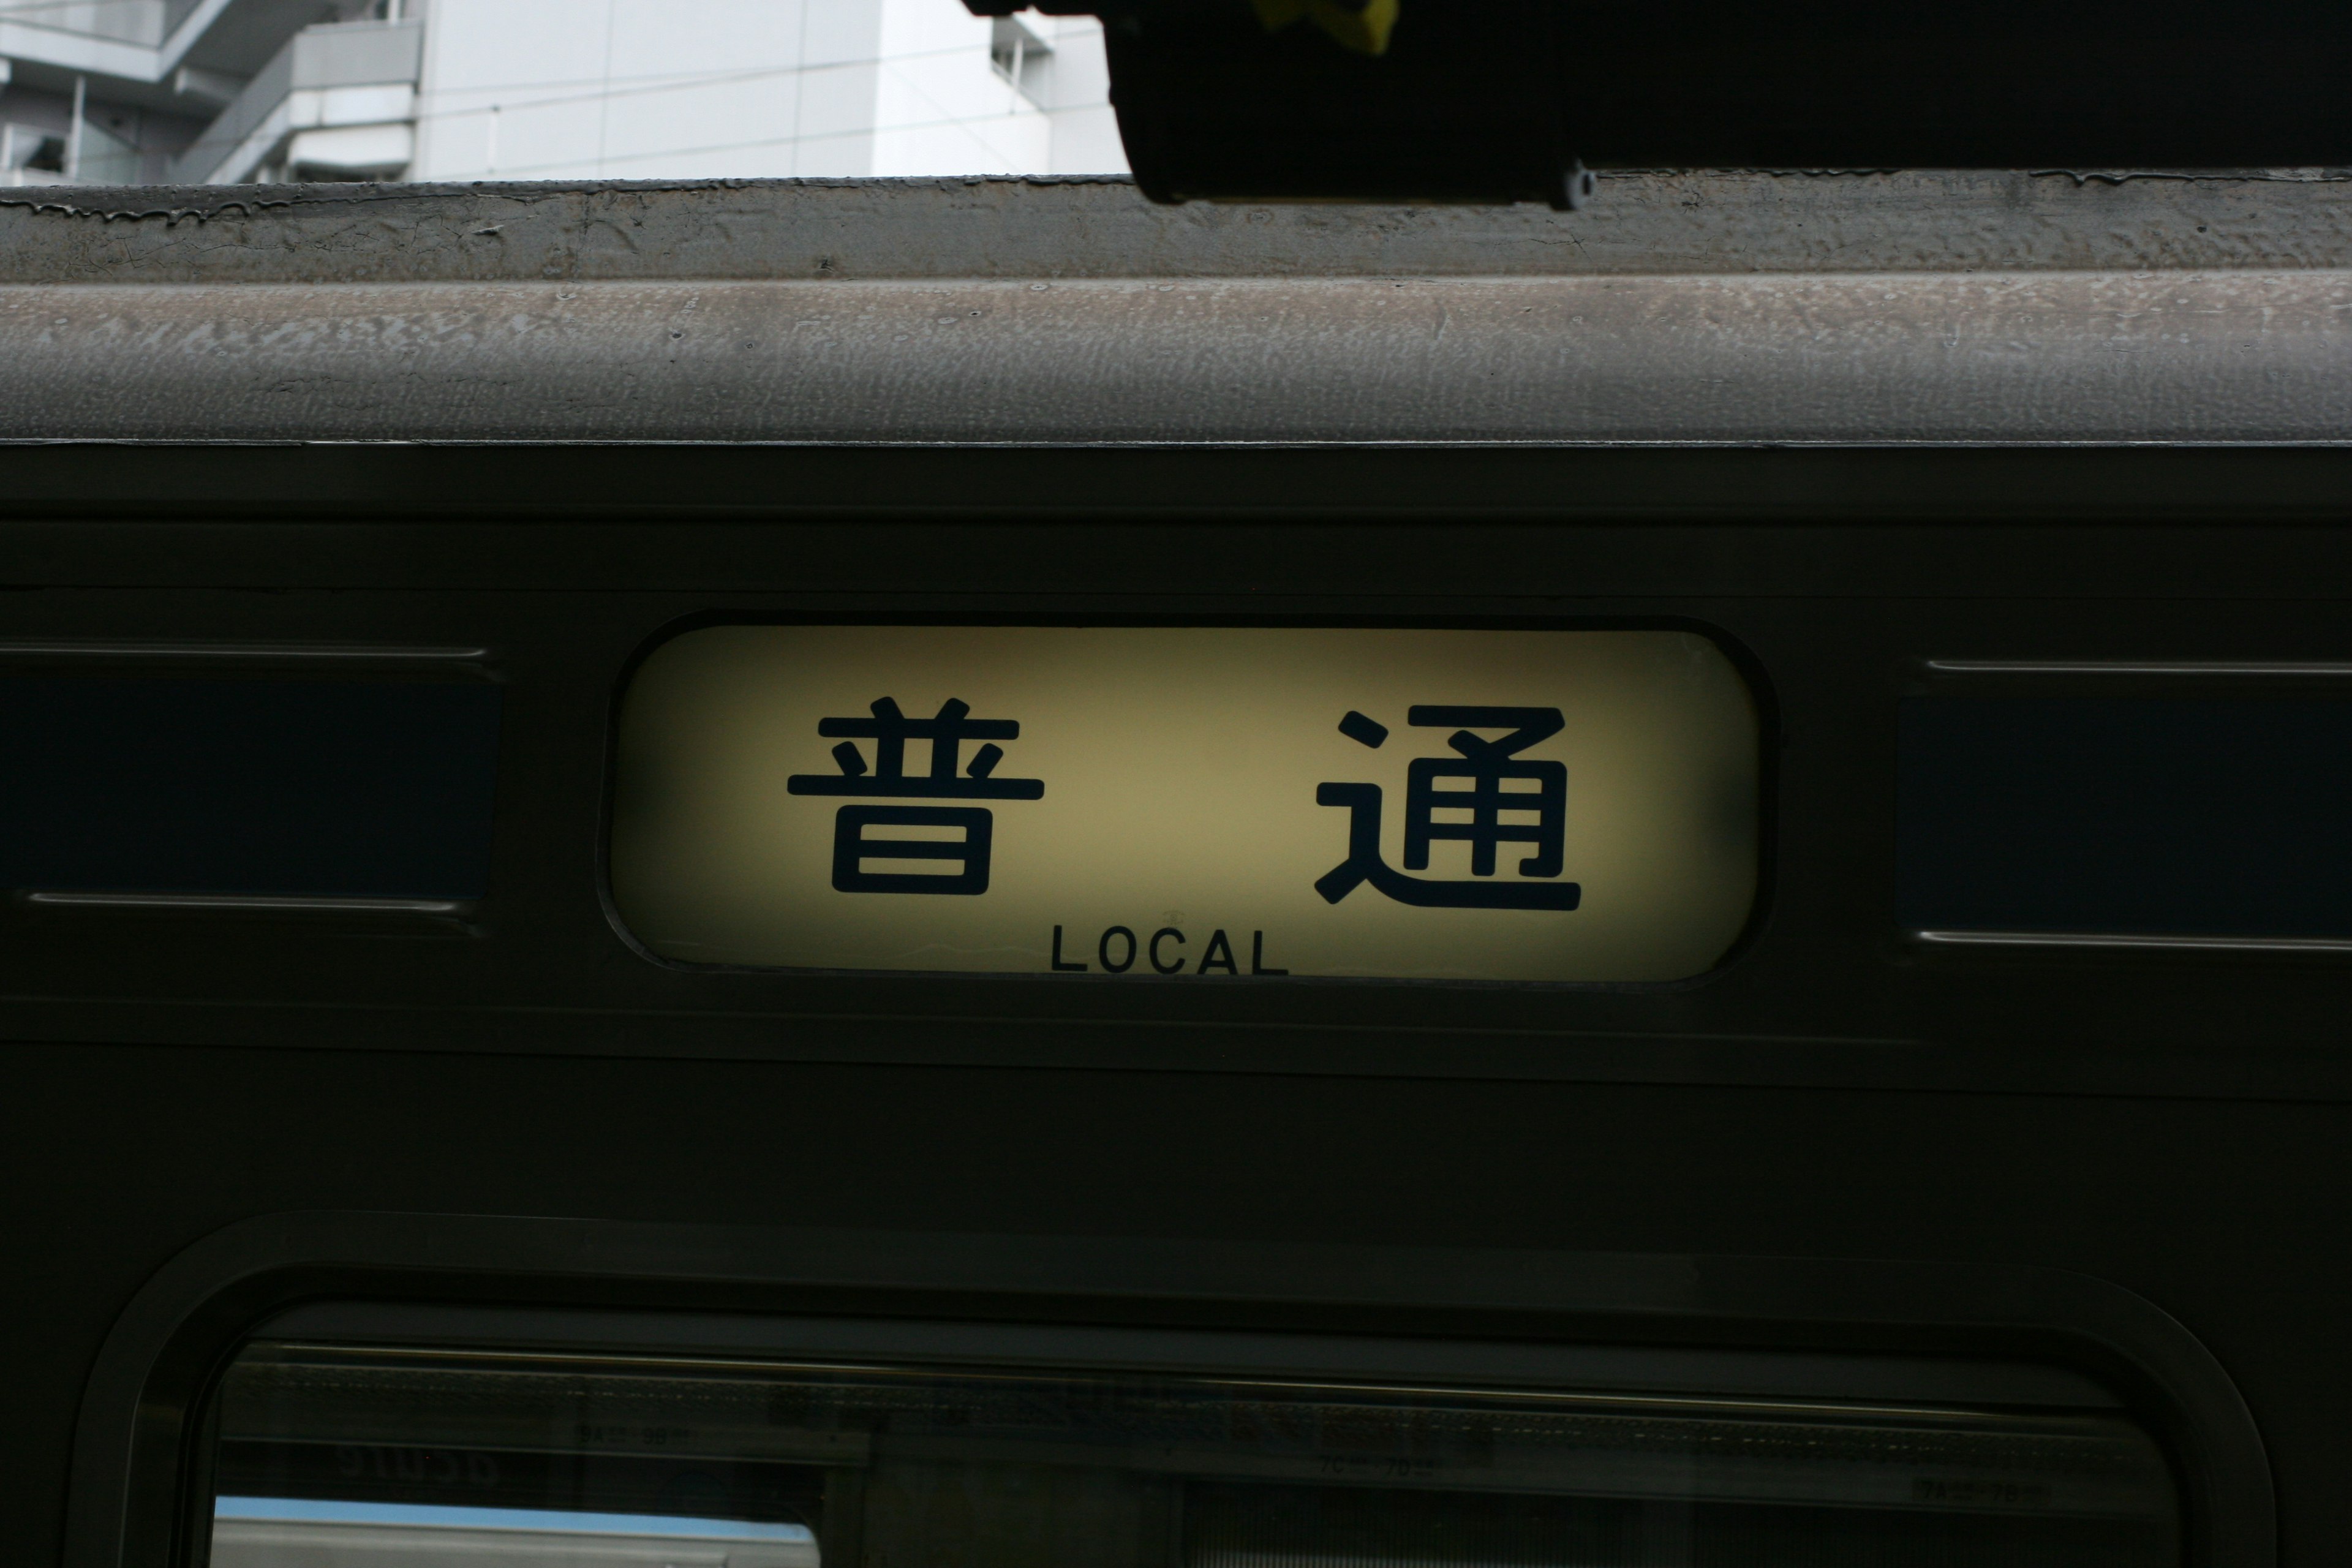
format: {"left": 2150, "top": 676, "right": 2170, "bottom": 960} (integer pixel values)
{"left": 1901, "top": 690, "right": 2352, "bottom": 944}
{"left": 0, "top": 674, "right": 501, "bottom": 905}
{"left": 608, "top": 625, "right": 1761, "bottom": 981}
{"left": 206, "top": 1338, "right": 2179, "bottom": 1568}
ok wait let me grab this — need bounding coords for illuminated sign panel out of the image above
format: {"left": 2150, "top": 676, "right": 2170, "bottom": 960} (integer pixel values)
{"left": 609, "top": 627, "right": 1760, "bottom": 982}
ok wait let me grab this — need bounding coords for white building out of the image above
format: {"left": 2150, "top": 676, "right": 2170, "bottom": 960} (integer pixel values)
{"left": 0, "top": 0, "right": 1125, "bottom": 187}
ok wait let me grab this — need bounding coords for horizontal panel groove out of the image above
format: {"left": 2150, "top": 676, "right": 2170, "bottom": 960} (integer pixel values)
{"left": 20, "top": 892, "right": 470, "bottom": 915}
{"left": 0, "top": 641, "right": 488, "bottom": 662}
{"left": 1914, "top": 929, "right": 2352, "bottom": 954}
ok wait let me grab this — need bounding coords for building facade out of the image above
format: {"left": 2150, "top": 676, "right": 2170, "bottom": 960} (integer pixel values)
{"left": 0, "top": 0, "right": 1124, "bottom": 187}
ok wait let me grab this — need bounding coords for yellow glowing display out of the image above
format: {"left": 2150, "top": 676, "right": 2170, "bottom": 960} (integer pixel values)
{"left": 609, "top": 626, "right": 1759, "bottom": 982}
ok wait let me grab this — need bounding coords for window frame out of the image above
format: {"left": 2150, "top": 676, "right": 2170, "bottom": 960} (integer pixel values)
{"left": 61, "top": 1211, "right": 2271, "bottom": 1568}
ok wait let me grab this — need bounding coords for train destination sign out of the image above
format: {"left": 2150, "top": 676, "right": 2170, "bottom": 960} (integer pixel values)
{"left": 609, "top": 626, "right": 1760, "bottom": 982}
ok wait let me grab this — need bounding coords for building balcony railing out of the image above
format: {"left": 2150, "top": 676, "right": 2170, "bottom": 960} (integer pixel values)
{"left": 2, "top": 112, "right": 141, "bottom": 184}
{"left": 167, "top": 15, "right": 420, "bottom": 184}
{"left": 0, "top": 0, "right": 163, "bottom": 48}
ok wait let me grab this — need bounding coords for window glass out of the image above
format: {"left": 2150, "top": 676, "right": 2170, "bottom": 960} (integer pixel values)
{"left": 0, "top": 677, "right": 500, "bottom": 903}
{"left": 208, "top": 1338, "right": 2180, "bottom": 1568}
{"left": 1901, "top": 693, "right": 2352, "bottom": 941}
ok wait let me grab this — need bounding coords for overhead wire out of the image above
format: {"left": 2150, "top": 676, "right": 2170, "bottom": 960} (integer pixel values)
{"left": 409, "top": 32, "right": 1109, "bottom": 176}
{"left": 121, "top": 37, "right": 1088, "bottom": 157}
{"left": 429, "top": 105, "right": 1073, "bottom": 182}
{"left": 417, "top": 42, "right": 1085, "bottom": 179}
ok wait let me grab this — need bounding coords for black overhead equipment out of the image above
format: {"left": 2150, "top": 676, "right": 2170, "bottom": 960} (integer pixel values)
{"left": 967, "top": 0, "right": 2352, "bottom": 206}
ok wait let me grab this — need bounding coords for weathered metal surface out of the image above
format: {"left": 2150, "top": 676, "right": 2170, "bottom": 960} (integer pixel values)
{"left": 3, "top": 172, "right": 2352, "bottom": 284}
{"left": 1, "top": 175, "right": 2349, "bottom": 443}
{"left": 2, "top": 269, "right": 2346, "bottom": 444}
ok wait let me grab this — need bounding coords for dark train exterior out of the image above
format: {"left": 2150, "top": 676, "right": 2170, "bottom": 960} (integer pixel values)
{"left": 4, "top": 172, "right": 2351, "bottom": 1568}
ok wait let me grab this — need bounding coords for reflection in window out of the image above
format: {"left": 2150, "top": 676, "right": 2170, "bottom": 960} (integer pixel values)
{"left": 208, "top": 1338, "right": 2180, "bottom": 1568}
{"left": 212, "top": 1498, "right": 816, "bottom": 1568}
